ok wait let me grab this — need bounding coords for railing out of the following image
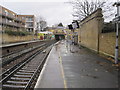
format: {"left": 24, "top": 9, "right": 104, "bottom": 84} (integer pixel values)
{"left": 26, "top": 20, "right": 34, "bottom": 22}
{"left": 1, "top": 12, "right": 23, "bottom": 23}
{"left": 17, "top": 23, "right": 24, "bottom": 27}
{"left": 1, "top": 18, "right": 25, "bottom": 28}
{"left": 2, "top": 12, "right": 15, "bottom": 20}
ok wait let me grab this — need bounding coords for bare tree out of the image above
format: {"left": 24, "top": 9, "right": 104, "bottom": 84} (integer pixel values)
{"left": 37, "top": 16, "right": 47, "bottom": 31}
{"left": 69, "top": 0, "right": 115, "bottom": 20}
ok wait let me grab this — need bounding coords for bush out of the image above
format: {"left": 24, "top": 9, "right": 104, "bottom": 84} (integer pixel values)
{"left": 4, "top": 30, "right": 31, "bottom": 36}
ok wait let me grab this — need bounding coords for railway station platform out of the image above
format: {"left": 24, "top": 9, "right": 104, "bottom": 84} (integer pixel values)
{"left": 34, "top": 40, "right": 118, "bottom": 88}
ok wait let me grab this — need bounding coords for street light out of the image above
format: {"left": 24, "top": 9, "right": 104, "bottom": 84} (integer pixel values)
{"left": 113, "top": 1, "right": 120, "bottom": 64}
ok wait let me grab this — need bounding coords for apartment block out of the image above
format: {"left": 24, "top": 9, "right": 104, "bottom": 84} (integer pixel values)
{"left": 0, "top": 5, "right": 35, "bottom": 33}
{"left": 0, "top": 5, "right": 25, "bottom": 31}
{"left": 18, "top": 15, "right": 35, "bottom": 32}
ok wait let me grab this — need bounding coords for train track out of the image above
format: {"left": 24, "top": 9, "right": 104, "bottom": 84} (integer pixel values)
{"left": 1, "top": 40, "right": 56, "bottom": 89}
{"left": 1, "top": 43, "right": 45, "bottom": 67}
{"left": 1, "top": 40, "right": 48, "bottom": 67}
{"left": 1, "top": 40, "right": 45, "bottom": 56}
{"left": 1, "top": 40, "right": 55, "bottom": 72}
{"left": 1, "top": 43, "right": 46, "bottom": 79}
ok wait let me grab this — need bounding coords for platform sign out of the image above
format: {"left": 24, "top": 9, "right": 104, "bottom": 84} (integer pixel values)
{"left": 113, "top": 16, "right": 120, "bottom": 23}
{"left": 72, "top": 22, "right": 77, "bottom": 29}
{"left": 118, "top": 4, "right": 120, "bottom": 16}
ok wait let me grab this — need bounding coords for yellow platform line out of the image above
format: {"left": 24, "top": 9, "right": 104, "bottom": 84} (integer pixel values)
{"left": 58, "top": 52, "right": 68, "bottom": 89}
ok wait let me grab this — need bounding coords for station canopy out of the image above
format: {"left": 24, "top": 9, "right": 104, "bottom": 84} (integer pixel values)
{"left": 38, "top": 31, "right": 53, "bottom": 34}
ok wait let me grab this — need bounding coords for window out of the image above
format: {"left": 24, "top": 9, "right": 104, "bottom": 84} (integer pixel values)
{"left": 22, "top": 17, "right": 25, "bottom": 19}
{"left": 26, "top": 17, "right": 33, "bottom": 21}
{"left": 26, "top": 22, "right": 33, "bottom": 27}
{"left": 5, "top": 10, "right": 8, "bottom": 15}
{"left": 29, "top": 23, "right": 33, "bottom": 27}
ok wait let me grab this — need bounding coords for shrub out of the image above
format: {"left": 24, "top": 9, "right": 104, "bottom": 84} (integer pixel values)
{"left": 4, "top": 30, "right": 31, "bottom": 36}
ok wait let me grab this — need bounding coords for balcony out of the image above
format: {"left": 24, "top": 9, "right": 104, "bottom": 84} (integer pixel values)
{"left": 1, "top": 17, "right": 25, "bottom": 29}
{"left": 15, "top": 17, "right": 22, "bottom": 22}
{"left": 8, "top": 13, "right": 15, "bottom": 19}
{"left": 17, "top": 23, "right": 25, "bottom": 28}
{"left": 7, "top": 21, "right": 17, "bottom": 27}
{"left": 1, "top": 19, "right": 18, "bottom": 27}
{"left": 25, "top": 25, "right": 34, "bottom": 28}
{"left": 26, "top": 20, "right": 34, "bottom": 23}
{"left": 1, "top": 19, "right": 6, "bottom": 24}
{"left": 2, "top": 15, "right": 15, "bottom": 20}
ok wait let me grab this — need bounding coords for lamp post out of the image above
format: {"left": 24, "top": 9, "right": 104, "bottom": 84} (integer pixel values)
{"left": 113, "top": 1, "right": 120, "bottom": 64}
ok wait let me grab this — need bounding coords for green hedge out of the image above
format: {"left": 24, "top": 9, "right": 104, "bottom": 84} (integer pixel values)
{"left": 4, "top": 30, "right": 31, "bottom": 36}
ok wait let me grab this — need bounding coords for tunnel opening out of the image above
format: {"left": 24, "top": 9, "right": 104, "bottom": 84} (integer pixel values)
{"left": 55, "top": 35, "right": 65, "bottom": 41}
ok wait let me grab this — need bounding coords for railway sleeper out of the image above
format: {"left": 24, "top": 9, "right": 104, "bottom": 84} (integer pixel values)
{"left": 5, "top": 81, "right": 27, "bottom": 86}
{"left": 19, "top": 70, "right": 35, "bottom": 73}
{"left": 14, "top": 74, "right": 32, "bottom": 78}
{"left": 2, "top": 43, "right": 46, "bottom": 67}
{"left": 21, "top": 67, "right": 36, "bottom": 69}
{"left": 7, "top": 80, "right": 28, "bottom": 84}
{"left": 21, "top": 69, "right": 37, "bottom": 71}
{"left": 21, "top": 66, "right": 37, "bottom": 69}
{"left": 10, "top": 77, "right": 30, "bottom": 81}
{"left": 3, "top": 84, "right": 26, "bottom": 88}
{"left": 11, "top": 76, "right": 31, "bottom": 80}
{"left": 16, "top": 72, "right": 33, "bottom": 75}
{"left": 8, "top": 79, "right": 29, "bottom": 83}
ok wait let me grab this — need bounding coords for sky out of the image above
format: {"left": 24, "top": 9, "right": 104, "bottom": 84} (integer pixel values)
{"left": 0, "top": 0, "right": 74, "bottom": 27}
{"left": 0, "top": 0, "right": 118, "bottom": 27}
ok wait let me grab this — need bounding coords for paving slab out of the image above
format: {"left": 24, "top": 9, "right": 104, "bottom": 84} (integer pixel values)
{"left": 35, "top": 40, "right": 119, "bottom": 88}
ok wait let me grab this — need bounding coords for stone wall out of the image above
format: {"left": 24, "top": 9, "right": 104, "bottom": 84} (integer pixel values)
{"left": 2, "top": 33, "right": 38, "bottom": 44}
{"left": 78, "top": 8, "right": 120, "bottom": 59}
{"left": 78, "top": 8, "right": 103, "bottom": 52}
{"left": 99, "top": 32, "right": 120, "bottom": 58}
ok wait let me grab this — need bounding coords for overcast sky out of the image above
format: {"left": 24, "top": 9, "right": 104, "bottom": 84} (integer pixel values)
{"left": 0, "top": 0, "right": 118, "bottom": 27}
{"left": 1, "top": 0, "right": 75, "bottom": 27}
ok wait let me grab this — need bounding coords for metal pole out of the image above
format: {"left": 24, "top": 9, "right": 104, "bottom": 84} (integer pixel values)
{"left": 114, "top": 1, "right": 120, "bottom": 64}
{"left": 115, "top": 22, "right": 119, "bottom": 64}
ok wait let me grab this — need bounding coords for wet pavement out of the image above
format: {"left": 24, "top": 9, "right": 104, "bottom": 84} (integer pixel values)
{"left": 35, "top": 40, "right": 119, "bottom": 88}
{"left": 34, "top": 42, "right": 64, "bottom": 88}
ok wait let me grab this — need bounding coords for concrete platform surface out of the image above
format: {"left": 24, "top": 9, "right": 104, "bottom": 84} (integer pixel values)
{"left": 34, "top": 40, "right": 118, "bottom": 88}
{"left": 34, "top": 41, "right": 65, "bottom": 88}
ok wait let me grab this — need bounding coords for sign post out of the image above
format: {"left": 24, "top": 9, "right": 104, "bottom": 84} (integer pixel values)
{"left": 113, "top": 1, "right": 120, "bottom": 64}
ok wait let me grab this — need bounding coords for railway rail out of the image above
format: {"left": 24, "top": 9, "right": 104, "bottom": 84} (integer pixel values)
{"left": 1, "top": 43, "right": 46, "bottom": 79}
{"left": 1, "top": 43, "right": 46, "bottom": 67}
{"left": 1, "top": 40, "right": 55, "bottom": 71}
{"left": 1, "top": 40, "right": 48, "bottom": 58}
{"left": 0, "top": 40, "right": 56, "bottom": 89}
